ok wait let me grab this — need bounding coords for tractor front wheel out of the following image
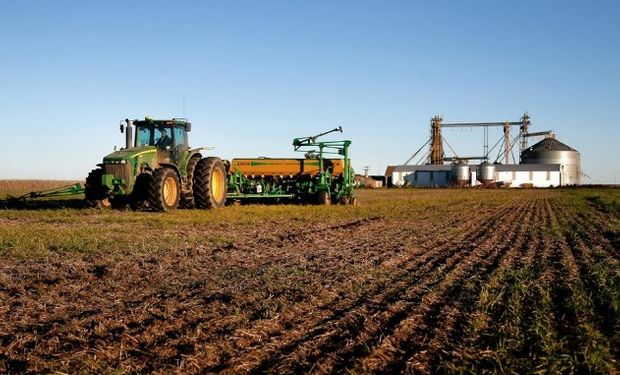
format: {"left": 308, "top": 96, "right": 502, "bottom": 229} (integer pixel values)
{"left": 129, "top": 173, "right": 150, "bottom": 211}
{"left": 85, "top": 168, "right": 111, "bottom": 209}
{"left": 148, "top": 168, "right": 180, "bottom": 211}
{"left": 193, "top": 157, "right": 227, "bottom": 209}
{"left": 94, "top": 197, "right": 113, "bottom": 209}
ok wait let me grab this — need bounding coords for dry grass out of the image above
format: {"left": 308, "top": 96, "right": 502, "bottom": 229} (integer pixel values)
{"left": 0, "top": 180, "right": 81, "bottom": 198}
{"left": 0, "top": 186, "right": 618, "bottom": 374}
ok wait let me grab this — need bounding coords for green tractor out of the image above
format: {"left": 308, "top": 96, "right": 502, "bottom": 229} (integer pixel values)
{"left": 85, "top": 117, "right": 227, "bottom": 211}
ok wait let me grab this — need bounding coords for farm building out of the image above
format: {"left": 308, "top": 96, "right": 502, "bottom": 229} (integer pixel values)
{"left": 355, "top": 174, "right": 385, "bottom": 188}
{"left": 385, "top": 164, "right": 562, "bottom": 188}
{"left": 388, "top": 115, "right": 582, "bottom": 188}
{"left": 386, "top": 165, "right": 451, "bottom": 187}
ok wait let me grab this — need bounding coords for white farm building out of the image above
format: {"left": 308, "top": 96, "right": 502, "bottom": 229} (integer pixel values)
{"left": 385, "top": 137, "right": 580, "bottom": 188}
{"left": 386, "top": 164, "right": 562, "bottom": 188}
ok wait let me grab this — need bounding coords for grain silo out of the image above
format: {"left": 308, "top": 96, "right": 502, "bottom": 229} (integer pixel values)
{"left": 476, "top": 161, "right": 496, "bottom": 185}
{"left": 520, "top": 137, "right": 581, "bottom": 185}
{"left": 451, "top": 162, "right": 471, "bottom": 186}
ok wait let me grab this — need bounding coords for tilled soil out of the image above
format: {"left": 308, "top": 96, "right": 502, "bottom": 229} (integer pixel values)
{"left": 0, "top": 189, "right": 618, "bottom": 374}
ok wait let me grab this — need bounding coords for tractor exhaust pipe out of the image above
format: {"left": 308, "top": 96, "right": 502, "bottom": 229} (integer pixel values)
{"left": 125, "top": 119, "right": 133, "bottom": 149}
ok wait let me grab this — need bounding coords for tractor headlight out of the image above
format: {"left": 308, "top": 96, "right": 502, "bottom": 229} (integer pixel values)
{"left": 120, "top": 160, "right": 126, "bottom": 164}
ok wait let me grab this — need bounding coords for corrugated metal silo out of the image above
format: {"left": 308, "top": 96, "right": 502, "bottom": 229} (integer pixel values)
{"left": 520, "top": 138, "right": 581, "bottom": 185}
{"left": 451, "top": 162, "right": 471, "bottom": 186}
{"left": 476, "top": 161, "right": 496, "bottom": 184}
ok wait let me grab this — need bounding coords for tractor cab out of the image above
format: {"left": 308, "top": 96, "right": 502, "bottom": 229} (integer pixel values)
{"left": 132, "top": 118, "right": 190, "bottom": 150}
{"left": 129, "top": 118, "right": 191, "bottom": 165}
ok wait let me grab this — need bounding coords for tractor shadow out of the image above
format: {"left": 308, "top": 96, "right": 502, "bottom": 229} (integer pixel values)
{"left": 0, "top": 198, "right": 91, "bottom": 210}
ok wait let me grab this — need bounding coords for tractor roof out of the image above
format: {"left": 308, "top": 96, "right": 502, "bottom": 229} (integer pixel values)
{"left": 133, "top": 117, "right": 191, "bottom": 130}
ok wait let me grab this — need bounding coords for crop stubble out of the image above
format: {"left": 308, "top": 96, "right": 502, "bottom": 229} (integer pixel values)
{"left": 0, "top": 188, "right": 618, "bottom": 373}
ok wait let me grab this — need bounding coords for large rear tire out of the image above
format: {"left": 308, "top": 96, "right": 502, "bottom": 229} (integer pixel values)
{"left": 148, "top": 168, "right": 180, "bottom": 212}
{"left": 194, "top": 157, "right": 227, "bottom": 209}
{"left": 85, "top": 168, "right": 111, "bottom": 209}
{"left": 180, "top": 155, "right": 202, "bottom": 208}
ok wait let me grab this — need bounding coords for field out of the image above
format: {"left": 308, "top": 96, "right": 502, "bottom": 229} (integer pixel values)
{"left": 0, "top": 182, "right": 618, "bottom": 374}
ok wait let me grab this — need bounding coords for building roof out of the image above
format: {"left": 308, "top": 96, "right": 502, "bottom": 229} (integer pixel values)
{"left": 386, "top": 163, "right": 561, "bottom": 175}
{"left": 389, "top": 164, "right": 451, "bottom": 174}
{"left": 524, "top": 138, "right": 577, "bottom": 153}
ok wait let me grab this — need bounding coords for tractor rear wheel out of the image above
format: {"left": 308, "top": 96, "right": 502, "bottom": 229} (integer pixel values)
{"left": 85, "top": 168, "right": 111, "bottom": 209}
{"left": 148, "top": 168, "right": 180, "bottom": 211}
{"left": 180, "top": 155, "right": 202, "bottom": 208}
{"left": 193, "top": 157, "right": 227, "bottom": 209}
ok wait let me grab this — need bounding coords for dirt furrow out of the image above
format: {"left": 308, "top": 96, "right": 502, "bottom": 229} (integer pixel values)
{"left": 222, "top": 198, "right": 528, "bottom": 373}
{"left": 2, "top": 189, "right": 616, "bottom": 374}
{"left": 417, "top": 195, "right": 546, "bottom": 372}
{"left": 547, "top": 196, "right": 619, "bottom": 368}
{"left": 442, "top": 195, "right": 549, "bottom": 372}
{"left": 347, "top": 194, "right": 536, "bottom": 374}
{"left": 97, "top": 209, "right": 486, "bottom": 374}
{"left": 1, "top": 217, "right": 426, "bottom": 373}
{"left": 353, "top": 196, "right": 544, "bottom": 374}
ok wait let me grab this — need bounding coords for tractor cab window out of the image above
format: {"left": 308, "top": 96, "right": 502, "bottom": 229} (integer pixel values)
{"left": 135, "top": 126, "right": 173, "bottom": 148}
{"left": 136, "top": 127, "right": 152, "bottom": 147}
{"left": 173, "top": 126, "right": 188, "bottom": 148}
{"left": 154, "top": 127, "right": 173, "bottom": 149}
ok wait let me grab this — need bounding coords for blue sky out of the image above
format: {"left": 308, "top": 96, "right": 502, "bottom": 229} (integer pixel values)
{"left": 1, "top": 1, "right": 618, "bottom": 183}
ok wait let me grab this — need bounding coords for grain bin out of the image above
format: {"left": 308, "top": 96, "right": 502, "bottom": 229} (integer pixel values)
{"left": 476, "top": 161, "right": 496, "bottom": 184}
{"left": 451, "top": 162, "right": 471, "bottom": 186}
{"left": 520, "top": 138, "right": 580, "bottom": 185}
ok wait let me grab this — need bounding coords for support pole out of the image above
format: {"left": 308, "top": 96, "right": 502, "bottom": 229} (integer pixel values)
{"left": 430, "top": 116, "right": 443, "bottom": 165}
{"left": 520, "top": 112, "right": 530, "bottom": 157}
{"left": 504, "top": 121, "right": 510, "bottom": 164}
{"left": 483, "top": 125, "right": 489, "bottom": 158}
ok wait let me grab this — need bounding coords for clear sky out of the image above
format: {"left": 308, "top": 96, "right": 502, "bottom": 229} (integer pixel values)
{"left": 1, "top": 1, "right": 618, "bottom": 183}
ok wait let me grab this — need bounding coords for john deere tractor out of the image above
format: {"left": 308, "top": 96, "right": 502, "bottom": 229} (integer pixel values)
{"left": 85, "top": 117, "right": 227, "bottom": 211}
